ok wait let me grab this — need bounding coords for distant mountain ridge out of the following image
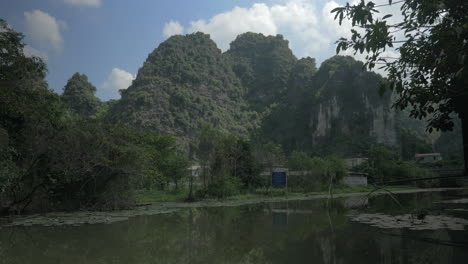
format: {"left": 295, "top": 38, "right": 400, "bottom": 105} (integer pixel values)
{"left": 104, "top": 32, "right": 461, "bottom": 157}
{"left": 108, "top": 33, "right": 255, "bottom": 139}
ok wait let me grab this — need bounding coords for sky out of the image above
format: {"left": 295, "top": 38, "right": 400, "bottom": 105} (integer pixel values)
{"left": 0, "top": 0, "right": 399, "bottom": 101}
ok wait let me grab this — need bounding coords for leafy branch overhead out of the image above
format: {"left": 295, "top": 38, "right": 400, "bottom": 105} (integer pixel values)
{"left": 332, "top": 0, "right": 468, "bottom": 133}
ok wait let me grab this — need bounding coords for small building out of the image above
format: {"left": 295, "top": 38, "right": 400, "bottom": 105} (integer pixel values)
{"left": 343, "top": 172, "right": 368, "bottom": 187}
{"left": 344, "top": 157, "right": 368, "bottom": 169}
{"left": 188, "top": 165, "right": 201, "bottom": 177}
{"left": 415, "top": 153, "right": 442, "bottom": 163}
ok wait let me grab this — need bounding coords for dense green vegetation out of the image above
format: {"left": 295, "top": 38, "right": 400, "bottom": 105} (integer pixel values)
{"left": 61, "top": 73, "right": 101, "bottom": 117}
{"left": 262, "top": 56, "right": 394, "bottom": 155}
{"left": 352, "top": 145, "right": 438, "bottom": 187}
{"left": 226, "top": 33, "right": 297, "bottom": 111}
{"left": 108, "top": 29, "right": 463, "bottom": 162}
{"left": 0, "top": 20, "right": 188, "bottom": 213}
{"left": 0, "top": 16, "right": 463, "bottom": 215}
{"left": 108, "top": 32, "right": 258, "bottom": 150}
{"left": 194, "top": 125, "right": 262, "bottom": 198}
{"left": 333, "top": 0, "right": 468, "bottom": 172}
{"left": 286, "top": 152, "right": 348, "bottom": 192}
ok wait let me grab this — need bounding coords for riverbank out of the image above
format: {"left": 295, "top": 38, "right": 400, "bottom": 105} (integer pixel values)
{"left": 1, "top": 187, "right": 465, "bottom": 228}
{"left": 154, "top": 187, "right": 466, "bottom": 209}
{"left": 133, "top": 185, "right": 418, "bottom": 203}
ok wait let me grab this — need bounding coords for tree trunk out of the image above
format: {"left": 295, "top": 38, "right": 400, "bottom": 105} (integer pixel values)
{"left": 188, "top": 171, "right": 194, "bottom": 200}
{"left": 202, "top": 164, "right": 206, "bottom": 189}
{"left": 461, "top": 115, "right": 468, "bottom": 176}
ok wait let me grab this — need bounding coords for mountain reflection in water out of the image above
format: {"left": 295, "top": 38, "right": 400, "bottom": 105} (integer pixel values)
{"left": 0, "top": 190, "right": 467, "bottom": 264}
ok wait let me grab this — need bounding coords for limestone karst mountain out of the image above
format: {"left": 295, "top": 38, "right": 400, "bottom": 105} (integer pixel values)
{"left": 105, "top": 31, "right": 458, "bottom": 156}
{"left": 108, "top": 32, "right": 256, "bottom": 141}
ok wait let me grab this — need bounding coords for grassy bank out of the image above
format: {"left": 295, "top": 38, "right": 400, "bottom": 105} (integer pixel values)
{"left": 134, "top": 185, "right": 417, "bottom": 203}
{"left": 133, "top": 189, "right": 191, "bottom": 203}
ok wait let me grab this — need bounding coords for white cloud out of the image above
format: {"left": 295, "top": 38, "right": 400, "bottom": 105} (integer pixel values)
{"left": 64, "top": 0, "right": 101, "bottom": 7}
{"left": 189, "top": 4, "right": 278, "bottom": 51}
{"left": 24, "top": 10, "right": 66, "bottom": 52}
{"left": 23, "top": 45, "right": 49, "bottom": 61}
{"left": 182, "top": 0, "right": 332, "bottom": 56}
{"left": 99, "top": 68, "right": 135, "bottom": 100}
{"left": 163, "top": 0, "right": 402, "bottom": 71}
{"left": 163, "top": 20, "right": 184, "bottom": 38}
{"left": 321, "top": 1, "right": 353, "bottom": 40}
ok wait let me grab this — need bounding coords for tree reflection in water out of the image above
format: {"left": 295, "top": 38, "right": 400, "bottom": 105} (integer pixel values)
{"left": 0, "top": 191, "right": 467, "bottom": 264}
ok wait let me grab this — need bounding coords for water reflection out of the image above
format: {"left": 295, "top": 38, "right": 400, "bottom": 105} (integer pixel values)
{"left": 0, "top": 191, "right": 467, "bottom": 264}
{"left": 344, "top": 196, "right": 368, "bottom": 208}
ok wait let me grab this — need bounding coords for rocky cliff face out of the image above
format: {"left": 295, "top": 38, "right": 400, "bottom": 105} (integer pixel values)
{"left": 308, "top": 93, "right": 397, "bottom": 154}
{"left": 274, "top": 56, "right": 399, "bottom": 155}
{"left": 367, "top": 97, "right": 397, "bottom": 146}
{"left": 108, "top": 32, "right": 445, "bottom": 156}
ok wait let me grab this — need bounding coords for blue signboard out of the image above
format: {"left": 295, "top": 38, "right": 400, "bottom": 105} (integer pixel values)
{"left": 271, "top": 171, "right": 287, "bottom": 187}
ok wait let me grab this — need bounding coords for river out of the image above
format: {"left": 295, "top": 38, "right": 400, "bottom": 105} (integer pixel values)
{"left": 1, "top": 189, "right": 467, "bottom": 263}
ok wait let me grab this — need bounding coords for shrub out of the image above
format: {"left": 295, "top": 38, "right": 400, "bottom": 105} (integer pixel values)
{"left": 287, "top": 172, "right": 322, "bottom": 192}
{"left": 254, "top": 187, "right": 287, "bottom": 196}
{"left": 206, "top": 176, "right": 241, "bottom": 198}
{"left": 285, "top": 154, "right": 347, "bottom": 192}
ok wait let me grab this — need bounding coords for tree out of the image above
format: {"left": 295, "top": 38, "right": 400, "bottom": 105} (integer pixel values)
{"left": 196, "top": 124, "right": 221, "bottom": 188}
{"left": 253, "top": 142, "right": 286, "bottom": 172}
{"left": 227, "top": 137, "right": 260, "bottom": 188}
{"left": 287, "top": 151, "right": 313, "bottom": 171}
{"left": 332, "top": 0, "right": 468, "bottom": 173}
{"left": 0, "top": 19, "right": 66, "bottom": 214}
{"left": 0, "top": 19, "right": 46, "bottom": 87}
{"left": 367, "top": 145, "right": 395, "bottom": 182}
{"left": 62, "top": 72, "right": 101, "bottom": 117}
{"left": 161, "top": 151, "right": 190, "bottom": 190}
{"left": 1, "top": 18, "right": 176, "bottom": 213}
{"left": 195, "top": 125, "right": 260, "bottom": 197}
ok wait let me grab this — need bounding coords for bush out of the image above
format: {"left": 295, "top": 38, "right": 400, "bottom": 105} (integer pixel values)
{"left": 195, "top": 189, "right": 208, "bottom": 199}
{"left": 92, "top": 177, "right": 133, "bottom": 210}
{"left": 287, "top": 151, "right": 313, "bottom": 170}
{"left": 285, "top": 154, "right": 347, "bottom": 192}
{"left": 287, "top": 172, "right": 322, "bottom": 192}
{"left": 352, "top": 145, "right": 441, "bottom": 187}
{"left": 254, "top": 187, "right": 287, "bottom": 196}
{"left": 206, "top": 176, "right": 241, "bottom": 198}
{"left": 196, "top": 125, "right": 263, "bottom": 196}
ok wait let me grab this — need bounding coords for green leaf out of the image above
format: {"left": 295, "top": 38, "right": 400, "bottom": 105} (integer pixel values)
{"left": 382, "top": 14, "right": 392, "bottom": 20}
{"left": 336, "top": 42, "right": 341, "bottom": 54}
{"left": 330, "top": 7, "right": 342, "bottom": 14}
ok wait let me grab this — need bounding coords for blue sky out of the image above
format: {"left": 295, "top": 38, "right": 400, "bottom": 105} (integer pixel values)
{"left": 1, "top": 0, "right": 376, "bottom": 101}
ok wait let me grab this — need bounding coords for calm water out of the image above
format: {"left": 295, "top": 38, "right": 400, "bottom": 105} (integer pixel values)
{"left": 1, "top": 190, "right": 468, "bottom": 264}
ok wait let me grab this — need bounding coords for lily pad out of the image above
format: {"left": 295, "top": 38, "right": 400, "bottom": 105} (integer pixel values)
{"left": 446, "top": 208, "right": 468, "bottom": 212}
{"left": 436, "top": 198, "right": 468, "bottom": 204}
{"left": 348, "top": 213, "right": 468, "bottom": 231}
{"left": 1, "top": 208, "right": 178, "bottom": 228}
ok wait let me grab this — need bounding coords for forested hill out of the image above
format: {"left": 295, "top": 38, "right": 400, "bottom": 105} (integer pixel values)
{"left": 225, "top": 33, "right": 297, "bottom": 111}
{"left": 108, "top": 32, "right": 257, "bottom": 141}
{"left": 107, "top": 32, "right": 460, "bottom": 157}
{"left": 261, "top": 56, "right": 395, "bottom": 156}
